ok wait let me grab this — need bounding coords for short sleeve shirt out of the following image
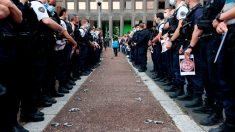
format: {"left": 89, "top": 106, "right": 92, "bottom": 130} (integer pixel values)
{"left": 79, "top": 28, "right": 86, "bottom": 37}
{"left": 158, "top": 23, "right": 165, "bottom": 33}
{"left": 176, "top": 5, "right": 189, "bottom": 20}
{"left": 193, "top": 7, "right": 203, "bottom": 26}
{"left": 223, "top": 0, "right": 235, "bottom": 25}
{"left": 30, "top": 1, "right": 49, "bottom": 21}
{"left": 60, "top": 20, "right": 67, "bottom": 30}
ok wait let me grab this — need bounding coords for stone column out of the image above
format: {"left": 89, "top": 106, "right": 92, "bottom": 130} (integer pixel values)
{"left": 131, "top": 15, "right": 135, "bottom": 27}
{"left": 86, "top": 0, "right": 90, "bottom": 13}
{"left": 142, "top": 15, "right": 147, "bottom": 24}
{"left": 131, "top": 0, "right": 135, "bottom": 12}
{"left": 165, "top": 0, "right": 169, "bottom": 8}
{"left": 109, "top": 16, "right": 113, "bottom": 39}
{"left": 120, "top": 0, "right": 124, "bottom": 11}
{"left": 154, "top": 0, "right": 158, "bottom": 14}
{"left": 62, "top": 0, "right": 67, "bottom": 9}
{"left": 109, "top": 0, "right": 113, "bottom": 13}
{"left": 120, "top": 15, "right": 124, "bottom": 36}
{"left": 74, "top": 0, "right": 78, "bottom": 14}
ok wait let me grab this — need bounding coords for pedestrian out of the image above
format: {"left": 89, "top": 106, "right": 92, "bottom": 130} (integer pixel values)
{"left": 112, "top": 37, "right": 119, "bottom": 57}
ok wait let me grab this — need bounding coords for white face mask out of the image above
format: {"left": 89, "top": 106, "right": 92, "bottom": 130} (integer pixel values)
{"left": 169, "top": 0, "right": 176, "bottom": 6}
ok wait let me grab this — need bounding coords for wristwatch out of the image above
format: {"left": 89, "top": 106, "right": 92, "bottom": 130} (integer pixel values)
{"left": 215, "top": 13, "right": 224, "bottom": 23}
{"left": 187, "top": 45, "right": 193, "bottom": 49}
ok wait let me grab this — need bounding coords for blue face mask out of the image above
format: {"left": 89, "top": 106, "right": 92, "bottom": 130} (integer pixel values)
{"left": 47, "top": 5, "right": 55, "bottom": 15}
{"left": 44, "top": 2, "right": 49, "bottom": 9}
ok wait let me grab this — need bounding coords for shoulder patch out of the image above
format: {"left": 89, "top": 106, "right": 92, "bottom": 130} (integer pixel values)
{"left": 180, "top": 11, "right": 187, "bottom": 17}
{"left": 38, "top": 7, "right": 45, "bottom": 13}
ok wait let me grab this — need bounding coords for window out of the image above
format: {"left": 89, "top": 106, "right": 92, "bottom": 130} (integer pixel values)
{"left": 90, "top": 2, "right": 97, "bottom": 10}
{"left": 67, "top": 2, "right": 74, "bottom": 10}
{"left": 113, "top": 1, "right": 120, "bottom": 10}
{"left": 125, "top": 0, "right": 131, "bottom": 9}
{"left": 102, "top": 2, "right": 109, "bottom": 10}
{"left": 158, "top": 1, "right": 165, "bottom": 9}
{"left": 135, "top": 1, "right": 143, "bottom": 10}
{"left": 79, "top": 2, "right": 86, "bottom": 10}
{"left": 147, "top": 0, "right": 154, "bottom": 10}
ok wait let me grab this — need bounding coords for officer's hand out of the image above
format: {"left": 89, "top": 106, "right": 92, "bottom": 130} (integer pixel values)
{"left": 75, "top": 49, "right": 79, "bottom": 55}
{"left": 179, "top": 46, "right": 183, "bottom": 54}
{"left": 165, "top": 40, "right": 172, "bottom": 49}
{"left": 216, "top": 22, "right": 228, "bottom": 34}
{"left": 184, "top": 48, "right": 192, "bottom": 59}
{"left": 212, "top": 19, "right": 220, "bottom": 28}
{"left": 148, "top": 41, "right": 152, "bottom": 47}
{"left": 0, "top": 0, "right": 14, "bottom": 8}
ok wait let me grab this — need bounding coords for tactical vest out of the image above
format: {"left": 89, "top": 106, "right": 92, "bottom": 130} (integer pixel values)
{"left": 180, "top": 4, "right": 203, "bottom": 41}
{"left": 168, "top": 4, "right": 187, "bottom": 35}
{"left": 77, "top": 28, "right": 90, "bottom": 46}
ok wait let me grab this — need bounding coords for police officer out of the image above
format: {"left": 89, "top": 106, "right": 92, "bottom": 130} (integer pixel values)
{"left": 164, "top": 0, "right": 189, "bottom": 98}
{"left": 209, "top": 2, "right": 235, "bottom": 131}
{"left": 149, "top": 12, "right": 165, "bottom": 79}
{"left": 78, "top": 19, "right": 93, "bottom": 76}
{"left": 134, "top": 23, "right": 150, "bottom": 72}
{"left": 193, "top": 0, "right": 226, "bottom": 126}
{"left": 0, "top": 0, "right": 29, "bottom": 131}
{"left": 19, "top": 0, "right": 77, "bottom": 123}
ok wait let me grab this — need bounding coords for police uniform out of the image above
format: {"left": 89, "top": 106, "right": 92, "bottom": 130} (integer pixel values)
{"left": 78, "top": 27, "right": 90, "bottom": 75}
{"left": 195, "top": 0, "right": 226, "bottom": 125}
{"left": 0, "top": 1, "right": 30, "bottom": 131}
{"left": 209, "top": 1, "right": 235, "bottom": 131}
{"left": 167, "top": 2, "right": 189, "bottom": 97}
{"left": 20, "top": 0, "right": 55, "bottom": 122}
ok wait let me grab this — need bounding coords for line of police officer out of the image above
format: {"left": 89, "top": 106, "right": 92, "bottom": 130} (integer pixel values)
{"left": 127, "top": 0, "right": 235, "bottom": 131}
{"left": 0, "top": 0, "right": 103, "bottom": 131}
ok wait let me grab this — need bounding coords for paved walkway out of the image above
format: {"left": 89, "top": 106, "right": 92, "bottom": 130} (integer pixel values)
{"left": 42, "top": 48, "right": 179, "bottom": 132}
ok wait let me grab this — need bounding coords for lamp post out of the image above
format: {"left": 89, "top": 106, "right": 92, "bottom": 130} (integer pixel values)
{"left": 96, "top": 0, "right": 102, "bottom": 28}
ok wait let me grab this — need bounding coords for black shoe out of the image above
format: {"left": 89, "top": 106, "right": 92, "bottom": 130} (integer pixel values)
{"left": 58, "top": 87, "right": 69, "bottom": 93}
{"left": 68, "top": 80, "right": 76, "bottom": 86}
{"left": 209, "top": 122, "right": 235, "bottom": 132}
{"left": 169, "top": 89, "right": 184, "bottom": 98}
{"left": 46, "top": 97, "right": 57, "bottom": 104}
{"left": 35, "top": 111, "right": 44, "bottom": 116}
{"left": 65, "top": 84, "right": 73, "bottom": 90}
{"left": 163, "top": 82, "right": 172, "bottom": 86}
{"left": 164, "top": 86, "right": 177, "bottom": 92}
{"left": 51, "top": 92, "right": 64, "bottom": 97}
{"left": 177, "top": 94, "right": 193, "bottom": 101}
{"left": 138, "top": 68, "right": 147, "bottom": 72}
{"left": 193, "top": 105, "right": 214, "bottom": 114}
{"left": 37, "top": 101, "right": 53, "bottom": 107}
{"left": 200, "top": 112, "right": 223, "bottom": 126}
{"left": 20, "top": 113, "right": 44, "bottom": 122}
{"left": 12, "top": 124, "right": 29, "bottom": 132}
{"left": 185, "top": 98, "right": 202, "bottom": 108}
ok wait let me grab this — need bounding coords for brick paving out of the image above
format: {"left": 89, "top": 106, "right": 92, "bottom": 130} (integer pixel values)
{"left": 43, "top": 48, "right": 179, "bottom": 132}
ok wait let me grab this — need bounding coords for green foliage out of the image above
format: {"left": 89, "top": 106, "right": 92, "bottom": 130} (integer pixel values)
{"left": 113, "top": 26, "right": 120, "bottom": 38}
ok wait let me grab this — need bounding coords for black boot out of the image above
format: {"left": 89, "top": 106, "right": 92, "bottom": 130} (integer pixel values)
{"left": 193, "top": 103, "right": 214, "bottom": 114}
{"left": 58, "top": 86, "right": 69, "bottom": 93}
{"left": 185, "top": 97, "right": 202, "bottom": 108}
{"left": 51, "top": 91, "right": 64, "bottom": 97}
{"left": 164, "top": 86, "right": 177, "bottom": 92}
{"left": 200, "top": 112, "right": 223, "bottom": 126}
{"left": 12, "top": 124, "right": 29, "bottom": 132}
{"left": 177, "top": 94, "right": 193, "bottom": 101}
{"left": 169, "top": 88, "right": 184, "bottom": 98}
{"left": 20, "top": 112, "right": 44, "bottom": 122}
{"left": 209, "top": 121, "right": 235, "bottom": 132}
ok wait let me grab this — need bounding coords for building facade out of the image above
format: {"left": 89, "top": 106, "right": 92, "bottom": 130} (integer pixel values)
{"left": 56, "top": 0, "right": 207, "bottom": 38}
